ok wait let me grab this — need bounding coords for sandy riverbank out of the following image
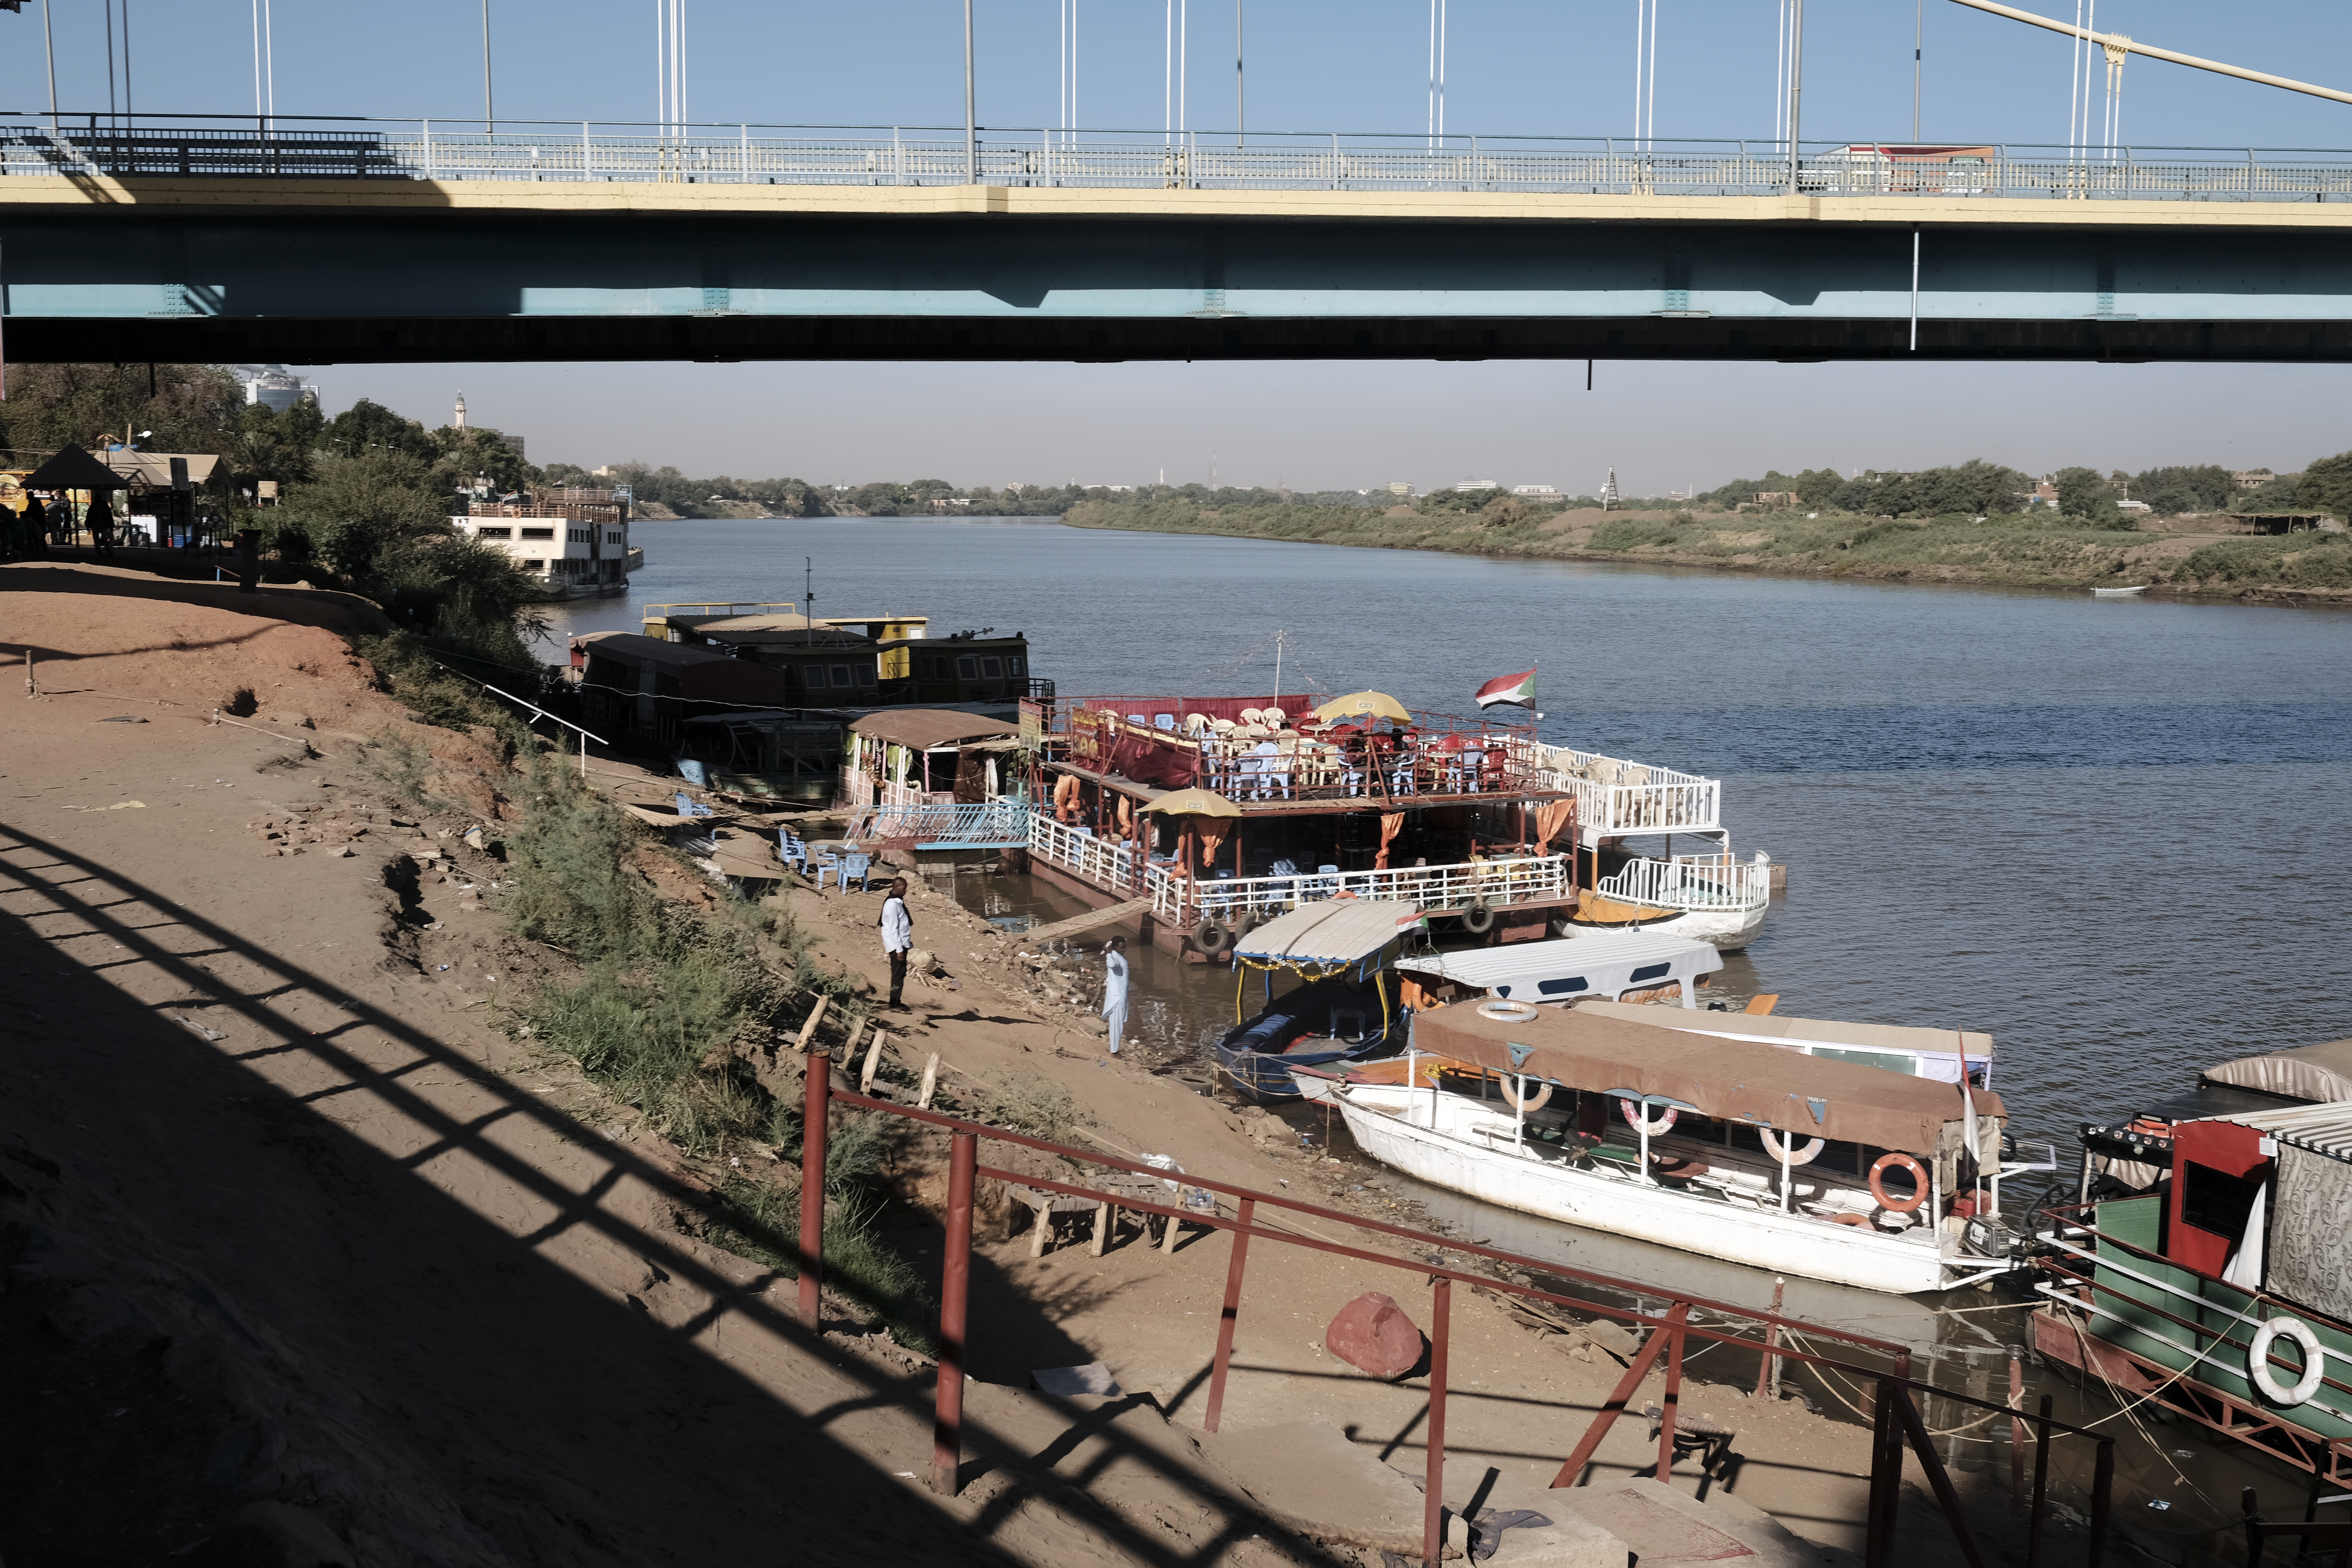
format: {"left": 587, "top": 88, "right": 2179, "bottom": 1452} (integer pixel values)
{"left": 0, "top": 562, "right": 2073, "bottom": 1566}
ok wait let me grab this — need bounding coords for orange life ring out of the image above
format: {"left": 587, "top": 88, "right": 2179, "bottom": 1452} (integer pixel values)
{"left": 1499, "top": 1076, "right": 1553, "bottom": 1112}
{"left": 1868, "top": 1152, "right": 1929, "bottom": 1214}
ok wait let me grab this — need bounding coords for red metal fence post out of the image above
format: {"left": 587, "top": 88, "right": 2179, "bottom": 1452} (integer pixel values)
{"left": 1424, "top": 1276, "right": 1452, "bottom": 1568}
{"left": 1865, "top": 1376, "right": 1899, "bottom": 1568}
{"left": 799, "top": 1047, "right": 831, "bottom": 1331}
{"left": 1550, "top": 1301, "right": 1685, "bottom": 1489}
{"left": 1656, "top": 1298, "right": 1688, "bottom": 1480}
{"left": 2087, "top": 1438, "right": 2114, "bottom": 1568}
{"left": 1203, "top": 1197, "right": 1255, "bottom": 1433}
{"left": 933, "top": 1128, "right": 976, "bottom": 1497}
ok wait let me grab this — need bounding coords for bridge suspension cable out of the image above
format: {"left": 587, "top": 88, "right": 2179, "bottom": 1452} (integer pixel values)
{"left": 1949, "top": 0, "right": 2352, "bottom": 110}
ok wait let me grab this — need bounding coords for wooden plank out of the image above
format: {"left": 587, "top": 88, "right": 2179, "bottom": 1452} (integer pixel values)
{"left": 1019, "top": 896, "right": 1153, "bottom": 946}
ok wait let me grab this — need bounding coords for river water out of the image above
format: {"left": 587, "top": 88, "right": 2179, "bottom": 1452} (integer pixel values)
{"left": 552, "top": 518, "right": 2352, "bottom": 1546}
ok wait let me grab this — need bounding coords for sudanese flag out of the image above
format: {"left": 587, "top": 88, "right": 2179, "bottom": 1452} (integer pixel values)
{"left": 1473, "top": 668, "right": 1537, "bottom": 709}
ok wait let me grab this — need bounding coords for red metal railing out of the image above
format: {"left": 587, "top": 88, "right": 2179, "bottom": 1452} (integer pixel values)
{"left": 795, "top": 1050, "right": 2116, "bottom": 1568}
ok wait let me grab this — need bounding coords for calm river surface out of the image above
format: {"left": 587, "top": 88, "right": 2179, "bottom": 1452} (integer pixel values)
{"left": 554, "top": 517, "right": 2352, "bottom": 1544}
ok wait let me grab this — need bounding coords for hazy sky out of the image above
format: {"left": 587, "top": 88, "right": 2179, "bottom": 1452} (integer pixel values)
{"left": 34, "top": 0, "right": 2352, "bottom": 490}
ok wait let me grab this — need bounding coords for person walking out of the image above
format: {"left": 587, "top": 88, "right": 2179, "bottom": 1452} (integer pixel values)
{"left": 879, "top": 877, "right": 914, "bottom": 1013}
{"left": 1100, "top": 935, "right": 1130, "bottom": 1055}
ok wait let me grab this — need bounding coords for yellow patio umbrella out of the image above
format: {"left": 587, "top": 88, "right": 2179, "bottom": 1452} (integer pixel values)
{"left": 1313, "top": 690, "right": 1412, "bottom": 724}
{"left": 1140, "top": 787, "right": 1243, "bottom": 818}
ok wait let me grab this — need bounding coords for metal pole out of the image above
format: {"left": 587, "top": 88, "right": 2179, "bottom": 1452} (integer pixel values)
{"left": 798, "top": 1047, "right": 830, "bottom": 1329}
{"left": 1423, "top": 1275, "right": 1451, "bottom": 1568}
{"left": 1234, "top": 0, "right": 1243, "bottom": 146}
{"left": 1913, "top": 0, "right": 1922, "bottom": 142}
{"left": 481, "top": 0, "right": 495, "bottom": 135}
{"left": 42, "top": 0, "right": 57, "bottom": 135}
{"left": 2087, "top": 1439, "right": 2114, "bottom": 1566}
{"left": 124, "top": 0, "right": 133, "bottom": 126}
{"left": 263, "top": 0, "right": 274, "bottom": 127}
{"left": 964, "top": 0, "right": 976, "bottom": 181}
{"left": 2025, "top": 1396, "right": 2053, "bottom": 1568}
{"left": 933, "top": 1129, "right": 976, "bottom": 1495}
{"left": 2008, "top": 1350, "right": 2026, "bottom": 1510}
{"left": 1784, "top": 0, "right": 1802, "bottom": 194}
{"left": 1910, "top": 229, "right": 1921, "bottom": 350}
{"left": 1655, "top": 1299, "right": 1685, "bottom": 1477}
{"left": 1203, "top": 1196, "right": 1254, "bottom": 1431}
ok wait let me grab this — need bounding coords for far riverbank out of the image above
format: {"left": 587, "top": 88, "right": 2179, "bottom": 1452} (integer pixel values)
{"left": 1060, "top": 497, "right": 2352, "bottom": 605}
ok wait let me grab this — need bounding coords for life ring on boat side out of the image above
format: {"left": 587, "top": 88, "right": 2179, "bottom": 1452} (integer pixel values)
{"left": 1459, "top": 897, "right": 1497, "bottom": 935}
{"left": 1192, "top": 918, "right": 1235, "bottom": 956}
{"left": 2248, "top": 1316, "right": 2328, "bottom": 1407}
{"left": 1476, "top": 998, "right": 1540, "bottom": 1023}
{"left": 1867, "top": 1152, "right": 1930, "bottom": 1214}
{"left": 1759, "top": 1128, "right": 1826, "bottom": 1166}
{"left": 1499, "top": 1076, "right": 1553, "bottom": 1113}
{"left": 1620, "top": 1098, "right": 1680, "bottom": 1136}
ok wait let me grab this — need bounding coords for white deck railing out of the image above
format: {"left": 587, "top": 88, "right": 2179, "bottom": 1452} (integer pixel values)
{"left": 1528, "top": 743, "right": 1721, "bottom": 836}
{"left": 1026, "top": 812, "right": 1149, "bottom": 897}
{"left": 1597, "top": 853, "right": 1769, "bottom": 913}
{"left": 1183, "top": 854, "right": 1572, "bottom": 924}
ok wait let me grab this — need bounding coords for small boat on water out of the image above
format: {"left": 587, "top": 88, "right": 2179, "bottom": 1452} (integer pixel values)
{"left": 2091, "top": 584, "right": 2149, "bottom": 597}
{"left": 2034, "top": 1035, "right": 2352, "bottom": 1478}
{"left": 1395, "top": 929, "right": 1725, "bottom": 1011}
{"left": 1323, "top": 1000, "right": 2028, "bottom": 1294}
{"left": 1212, "top": 901, "right": 1419, "bottom": 1102}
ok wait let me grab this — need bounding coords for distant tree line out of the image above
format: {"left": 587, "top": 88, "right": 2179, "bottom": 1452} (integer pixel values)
{"left": 1696, "top": 457, "right": 2345, "bottom": 524}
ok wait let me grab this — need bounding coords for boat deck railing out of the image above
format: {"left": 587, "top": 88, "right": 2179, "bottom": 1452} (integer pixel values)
{"left": 846, "top": 801, "right": 1030, "bottom": 849}
{"left": 1183, "top": 853, "right": 1571, "bottom": 926}
{"left": 1597, "top": 851, "right": 1769, "bottom": 913}
{"left": 792, "top": 1042, "right": 2120, "bottom": 1568}
{"left": 1529, "top": 742, "right": 1723, "bottom": 836}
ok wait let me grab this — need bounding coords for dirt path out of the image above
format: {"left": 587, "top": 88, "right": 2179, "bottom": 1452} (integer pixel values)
{"left": 0, "top": 565, "right": 2031, "bottom": 1567}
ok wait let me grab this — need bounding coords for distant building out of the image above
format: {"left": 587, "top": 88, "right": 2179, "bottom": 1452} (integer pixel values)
{"left": 1753, "top": 491, "right": 1800, "bottom": 507}
{"left": 240, "top": 364, "right": 317, "bottom": 412}
{"left": 2026, "top": 482, "right": 2058, "bottom": 508}
{"left": 453, "top": 390, "right": 526, "bottom": 460}
{"left": 2233, "top": 469, "right": 2276, "bottom": 490}
{"left": 2116, "top": 498, "right": 2153, "bottom": 513}
{"left": 1511, "top": 484, "right": 1561, "bottom": 498}
{"left": 1455, "top": 478, "right": 1498, "bottom": 492}
{"left": 1386, "top": 481, "right": 1414, "bottom": 497}
{"left": 453, "top": 485, "right": 631, "bottom": 591}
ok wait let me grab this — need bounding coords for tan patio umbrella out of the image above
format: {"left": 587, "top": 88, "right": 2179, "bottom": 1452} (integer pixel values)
{"left": 1141, "top": 787, "right": 1243, "bottom": 818}
{"left": 1142, "top": 786, "right": 1243, "bottom": 877}
{"left": 1313, "top": 690, "right": 1412, "bottom": 724}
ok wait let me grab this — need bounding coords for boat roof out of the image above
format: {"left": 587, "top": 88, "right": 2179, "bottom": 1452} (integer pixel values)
{"left": 1411, "top": 1002, "right": 2002, "bottom": 1154}
{"left": 848, "top": 709, "right": 1020, "bottom": 750}
{"left": 2201, "top": 1101, "right": 2352, "bottom": 1164}
{"left": 1397, "top": 932, "right": 1720, "bottom": 994}
{"left": 1234, "top": 900, "right": 1422, "bottom": 967}
{"left": 2200, "top": 1037, "right": 2352, "bottom": 1105}
{"left": 1574, "top": 1001, "right": 1993, "bottom": 1060}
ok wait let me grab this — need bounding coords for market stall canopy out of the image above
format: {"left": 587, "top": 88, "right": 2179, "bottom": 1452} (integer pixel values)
{"left": 1140, "top": 787, "right": 1243, "bottom": 818}
{"left": 847, "top": 708, "right": 1018, "bottom": 751}
{"left": 1412, "top": 1002, "right": 2004, "bottom": 1155}
{"left": 99, "top": 451, "right": 221, "bottom": 487}
{"left": 2201, "top": 1037, "right": 2352, "bottom": 1105}
{"left": 26, "top": 444, "right": 130, "bottom": 491}
{"left": 1314, "top": 690, "right": 1412, "bottom": 723}
{"left": 1234, "top": 899, "right": 1421, "bottom": 968}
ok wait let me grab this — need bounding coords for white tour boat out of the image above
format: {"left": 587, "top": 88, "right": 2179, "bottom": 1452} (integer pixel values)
{"left": 1325, "top": 1000, "right": 2028, "bottom": 1295}
{"left": 1396, "top": 930, "right": 1724, "bottom": 1010}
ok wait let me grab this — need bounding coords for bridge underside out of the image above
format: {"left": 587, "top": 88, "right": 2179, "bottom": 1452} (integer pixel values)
{"left": 9, "top": 185, "right": 2352, "bottom": 363}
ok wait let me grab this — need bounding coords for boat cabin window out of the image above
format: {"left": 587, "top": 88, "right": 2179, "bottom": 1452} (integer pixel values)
{"left": 2180, "top": 1160, "right": 2265, "bottom": 1239}
{"left": 1629, "top": 962, "right": 1671, "bottom": 983}
{"left": 1536, "top": 976, "right": 1589, "bottom": 996}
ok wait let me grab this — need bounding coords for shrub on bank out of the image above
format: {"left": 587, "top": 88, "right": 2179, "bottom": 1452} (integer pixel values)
{"left": 2171, "top": 535, "right": 2352, "bottom": 589}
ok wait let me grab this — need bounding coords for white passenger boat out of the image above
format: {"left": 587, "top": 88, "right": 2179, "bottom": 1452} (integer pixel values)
{"left": 2091, "top": 584, "right": 2149, "bottom": 597}
{"left": 1395, "top": 930, "right": 1724, "bottom": 1010}
{"left": 1326, "top": 1001, "right": 2028, "bottom": 1294}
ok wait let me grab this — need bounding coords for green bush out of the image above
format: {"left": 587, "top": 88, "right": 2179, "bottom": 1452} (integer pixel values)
{"left": 2174, "top": 536, "right": 2352, "bottom": 589}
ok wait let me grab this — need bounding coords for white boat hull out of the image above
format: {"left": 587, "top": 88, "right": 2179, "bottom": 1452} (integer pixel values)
{"left": 1335, "top": 1087, "right": 1958, "bottom": 1295}
{"left": 1577, "top": 902, "right": 1767, "bottom": 952}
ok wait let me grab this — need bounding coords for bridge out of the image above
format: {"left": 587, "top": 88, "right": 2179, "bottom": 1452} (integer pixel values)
{"left": 7, "top": 118, "right": 2352, "bottom": 363}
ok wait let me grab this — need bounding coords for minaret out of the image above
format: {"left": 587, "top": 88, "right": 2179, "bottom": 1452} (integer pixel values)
{"left": 454, "top": 392, "right": 469, "bottom": 430}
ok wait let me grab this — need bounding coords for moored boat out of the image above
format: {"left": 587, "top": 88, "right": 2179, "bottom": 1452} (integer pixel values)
{"left": 2091, "top": 584, "right": 2149, "bottom": 597}
{"left": 1394, "top": 929, "right": 1724, "bottom": 1011}
{"left": 1213, "top": 901, "right": 1419, "bottom": 1102}
{"left": 1327, "top": 1000, "right": 2025, "bottom": 1294}
{"left": 2033, "top": 1035, "right": 2352, "bottom": 1485}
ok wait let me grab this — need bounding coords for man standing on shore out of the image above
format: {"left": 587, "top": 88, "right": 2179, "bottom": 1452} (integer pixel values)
{"left": 1101, "top": 935, "right": 1129, "bottom": 1055}
{"left": 880, "top": 877, "right": 913, "bottom": 1013}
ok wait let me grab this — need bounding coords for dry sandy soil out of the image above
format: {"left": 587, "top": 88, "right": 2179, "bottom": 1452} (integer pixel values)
{"left": 0, "top": 564, "right": 2053, "bottom": 1567}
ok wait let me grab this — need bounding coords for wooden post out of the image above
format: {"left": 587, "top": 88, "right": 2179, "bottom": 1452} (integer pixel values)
{"left": 793, "top": 994, "right": 831, "bottom": 1053}
{"left": 933, "top": 1129, "right": 976, "bottom": 1495}
{"left": 856, "top": 1024, "right": 882, "bottom": 1093}
{"left": 917, "top": 1053, "right": 940, "bottom": 1109}
{"left": 1203, "top": 1196, "right": 1254, "bottom": 1432}
{"left": 798, "top": 1049, "right": 831, "bottom": 1330}
{"left": 1656, "top": 1299, "right": 1688, "bottom": 1479}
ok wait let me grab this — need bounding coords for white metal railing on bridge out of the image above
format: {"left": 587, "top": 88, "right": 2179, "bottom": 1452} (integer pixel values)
{"left": 1528, "top": 744, "right": 1721, "bottom": 837}
{"left": 16, "top": 116, "right": 2352, "bottom": 205}
{"left": 1597, "top": 853, "right": 1770, "bottom": 914}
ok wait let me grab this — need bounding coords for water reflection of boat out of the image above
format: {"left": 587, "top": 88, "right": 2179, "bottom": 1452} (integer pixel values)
{"left": 2035, "top": 1035, "right": 2352, "bottom": 1484}
{"left": 1328, "top": 1002, "right": 2026, "bottom": 1294}
{"left": 1211, "top": 902, "right": 1417, "bottom": 1103}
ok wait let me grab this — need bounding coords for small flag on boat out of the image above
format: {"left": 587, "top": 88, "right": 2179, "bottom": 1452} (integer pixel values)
{"left": 1474, "top": 668, "right": 1538, "bottom": 709}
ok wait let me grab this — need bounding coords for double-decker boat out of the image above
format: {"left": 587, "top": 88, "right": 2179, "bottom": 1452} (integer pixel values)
{"left": 1321, "top": 1000, "right": 2027, "bottom": 1295}
{"left": 1009, "top": 690, "right": 1771, "bottom": 960}
{"left": 2033, "top": 1036, "right": 2352, "bottom": 1488}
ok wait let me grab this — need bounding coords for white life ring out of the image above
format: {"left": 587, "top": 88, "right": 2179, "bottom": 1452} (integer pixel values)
{"left": 1759, "top": 1127, "right": 1825, "bottom": 1166}
{"left": 1620, "top": 1098, "right": 1679, "bottom": 1136}
{"left": 2248, "top": 1316, "right": 2328, "bottom": 1407}
{"left": 1499, "top": 1076, "right": 1553, "bottom": 1112}
{"left": 1477, "top": 998, "right": 1540, "bottom": 1023}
